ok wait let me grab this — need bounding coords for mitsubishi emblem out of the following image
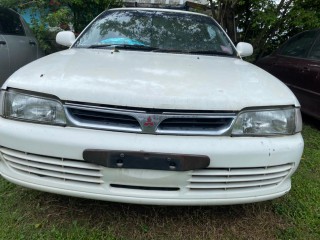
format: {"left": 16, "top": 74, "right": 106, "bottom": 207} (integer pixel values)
{"left": 138, "top": 114, "right": 161, "bottom": 133}
{"left": 144, "top": 116, "right": 154, "bottom": 127}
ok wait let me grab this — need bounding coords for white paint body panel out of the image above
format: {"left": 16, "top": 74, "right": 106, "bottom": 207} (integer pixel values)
{"left": 0, "top": 118, "right": 303, "bottom": 205}
{"left": 3, "top": 49, "right": 299, "bottom": 110}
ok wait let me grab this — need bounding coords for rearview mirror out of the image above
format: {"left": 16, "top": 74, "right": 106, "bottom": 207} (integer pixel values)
{"left": 56, "top": 31, "right": 75, "bottom": 47}
{"left": 236, "top": 42, "right": 253, "bottom": 57}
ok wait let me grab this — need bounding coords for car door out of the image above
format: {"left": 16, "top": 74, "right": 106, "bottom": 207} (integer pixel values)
{"left": 0, "top": 34, "right": 10, "bottom": 85}
{"left": 296, "top": 33, "right": 320, "bottom": 117}
{"left": 0, "top": 8, "right": 38, "bottom": 76}
{"left": 271, "top": 30, "right": 318, "bottom": 89}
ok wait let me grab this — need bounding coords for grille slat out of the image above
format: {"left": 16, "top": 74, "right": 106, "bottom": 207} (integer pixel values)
{"left": 8, "top": 161, "right": 103, "bottom": 184}
{"left": 188, "top": 163, "right": 293, "bottom": 191}
{"left": 74, "top": 113, "right": 138, "bottom": 123}
{"left": 158, "top": 118, "right": 233, "bottom": 131}
{"left": 69, "top": 108, "right": 140, "bottom": 128}
{"left": 188, "top": 171, "right": 290, "bottom": 183}
{"left": 2, "top": 154, "right": 103, "bottom": 178}
{"left": 187, "top": 177, "right": 284, "bottom": 189}
{"left": 1, "top": 148, "right": 103, "bottom": 185}
{"left": 0, "top": 147, "right": 100, "bottom": 170}
{"left": 191, "top": 164, "right": 292, "bottom": 176}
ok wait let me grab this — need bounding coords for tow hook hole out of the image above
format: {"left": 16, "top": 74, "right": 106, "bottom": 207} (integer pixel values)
{"left": 169, "top": 161, "right": 176, "bottom": 170}
{"left": 116, "top": 159, "right": 124, "bottom": 167}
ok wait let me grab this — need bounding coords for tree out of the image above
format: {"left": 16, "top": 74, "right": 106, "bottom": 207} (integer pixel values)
{"left": 209, "top": 0, "right": 320, "bottom": 60}
{"left": 0, "top": 0, "right": 122, "bottom": 53}
{"left": 1, "top": 0, "right": 122, "bottom": 32}
{"left": 208, "top": 0, "right": 239, "bottom": 43}
{"left": 46, "top": 0, "right": 122, "bottom": 33}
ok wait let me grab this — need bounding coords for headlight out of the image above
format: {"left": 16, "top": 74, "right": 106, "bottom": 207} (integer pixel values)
{"left": 2, "top": 90, "right": 66, "bottom": 125}
{"left": 232, "top": 107, "right": 302, "bottom": 136}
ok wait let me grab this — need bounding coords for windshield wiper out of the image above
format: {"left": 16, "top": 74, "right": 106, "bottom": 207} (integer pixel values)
{"left": 82, "top": 45, "right": 233, "bottom": 56}
{"left": 86, "top": 44, "right": 113, "bottom": 48}
{"left": 152, "top": 48, "right": 188, "bottom": 53}
{"left": 152, "top": 49, "right": 233, "bottom": 56}
{"left": 86, "top": 44, "right": 158, "bottom": 51}
{"left": 188, "top": 50, "right": 233, "bottom": 56}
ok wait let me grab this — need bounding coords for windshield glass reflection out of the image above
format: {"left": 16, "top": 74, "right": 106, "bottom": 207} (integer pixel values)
{"left": 74, "top": 10, "right": 235, "bottom": 56}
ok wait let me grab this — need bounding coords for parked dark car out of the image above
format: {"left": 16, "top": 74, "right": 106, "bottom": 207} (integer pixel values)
{"left": 0, "top": 7, "right": 42, "bottom": 85}
{"left": 256, "top": 28, "right": 320, "bottom": 119}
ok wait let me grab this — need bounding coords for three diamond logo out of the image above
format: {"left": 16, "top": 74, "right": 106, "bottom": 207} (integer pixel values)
{"left": 143, "top": 116, "right": 154, "bottom": 127}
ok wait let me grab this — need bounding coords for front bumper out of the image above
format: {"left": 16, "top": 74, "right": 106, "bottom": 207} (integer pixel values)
{"left": 0, "top": 118, "right": 304, "bottom": 205}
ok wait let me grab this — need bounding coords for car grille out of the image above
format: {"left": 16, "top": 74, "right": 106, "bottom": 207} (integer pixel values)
{"left": 65, "top": 102, "right": 236, "bottom": 135}
{"left": 0, "top": 147, "right": 103, "bottom": 185}
{"left": 187, "top": 163, "right": 293, "bottom": 191}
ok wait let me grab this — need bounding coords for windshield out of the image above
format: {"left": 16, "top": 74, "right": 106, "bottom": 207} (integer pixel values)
{"left": 73, "top": 9, "right": 236, "bottom": 57}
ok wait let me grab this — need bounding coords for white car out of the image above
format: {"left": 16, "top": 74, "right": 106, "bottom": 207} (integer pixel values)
{"left": 0, "top": 8, "right": 304, "bottom": 205}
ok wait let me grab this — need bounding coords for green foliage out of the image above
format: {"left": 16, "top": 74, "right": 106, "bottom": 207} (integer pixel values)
{"left": 285, "top": 0, "right": 320, "bottom": 34}
{"left": 56, "top": 0, "right": 123, "bottom": 33}
{"left": 46, "top": 6, "right": 72, "bottom": 29}
{"left": 212, "top": 0, "right": 320, "bottom": 60}
{"left": 273, "top": 123, "right": 320, "bottom": 239}
{"left": 0, "top": 0, "right": 122, "bottom": 54}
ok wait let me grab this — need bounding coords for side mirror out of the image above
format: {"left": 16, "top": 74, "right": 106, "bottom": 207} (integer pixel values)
{"left": 56, "top": 31, "right": 75, "bottom": 47}
{"left": 236, "top": 42, "right": 253, "bottom": 57}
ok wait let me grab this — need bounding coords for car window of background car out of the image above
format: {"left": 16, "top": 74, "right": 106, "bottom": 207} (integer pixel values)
{"left": 309, "top": 34, "right": 320, "bottom": 60}
{"left": 0, "top": 8, "right": 25, "bottom": 36}
{"left": 280, "top": 30, "right": 318, "bottom": 58}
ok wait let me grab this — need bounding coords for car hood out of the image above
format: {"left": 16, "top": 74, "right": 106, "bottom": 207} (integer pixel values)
{"left": 3, "top": 49, "right": 299, "bottom": 111}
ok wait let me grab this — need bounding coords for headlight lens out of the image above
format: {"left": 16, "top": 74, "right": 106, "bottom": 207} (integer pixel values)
{"left": 232, "top": 108, "right": 302, "bottom": 136}
{"left": 3, "top": 91, "right": 66, "bottom": 125}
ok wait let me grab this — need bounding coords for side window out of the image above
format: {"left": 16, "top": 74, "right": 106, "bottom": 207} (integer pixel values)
{"left": 0, "top": 8, "right": 25, "bottom": 36}
{"left": 309, "top": 34, "right": 320, "bottom": 60}
{"left": 280, "top": 31, "right": 317, "bottom": 58}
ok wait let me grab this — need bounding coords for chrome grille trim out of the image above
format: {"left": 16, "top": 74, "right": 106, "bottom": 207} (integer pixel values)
{"left": 65, "top": 106, "right": 142, "bottom": 133}
{"left": 65, "top": 103, "right": 236, "bottom": 136}
{"left": 0, "top": 147, "right": 103, "bottom": 185}
{"left": 157, "top": 116, "right": 235, "bottom": 135}
{"left": 188, "top": 163, "right": 293, "bottom": 191}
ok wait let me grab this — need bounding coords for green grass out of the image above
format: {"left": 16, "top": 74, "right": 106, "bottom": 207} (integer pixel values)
{"left": 0, "top": 123, "right": 319, "bottom": 240}
{"left": 273, "top": 123, "right": 320, "bottom": 239}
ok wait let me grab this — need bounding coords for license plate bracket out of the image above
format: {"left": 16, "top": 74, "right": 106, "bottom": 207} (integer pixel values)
{"left": 83, "top": 150, "right": 210, "bottom": 171}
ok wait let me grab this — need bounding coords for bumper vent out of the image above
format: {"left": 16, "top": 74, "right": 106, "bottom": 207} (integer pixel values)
{"left": 188, "top": 163, "right": 293, "bottom": 191}
{"left": 110, "top": 184, "right": 180, "bottom": 191}
{"left": 0, "top": 147, "right": 103, "bottom": 185}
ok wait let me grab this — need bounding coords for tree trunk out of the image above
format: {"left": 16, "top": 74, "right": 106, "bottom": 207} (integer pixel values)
{"left": 210, "top": 0, "right": 237, "bottom": 43}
